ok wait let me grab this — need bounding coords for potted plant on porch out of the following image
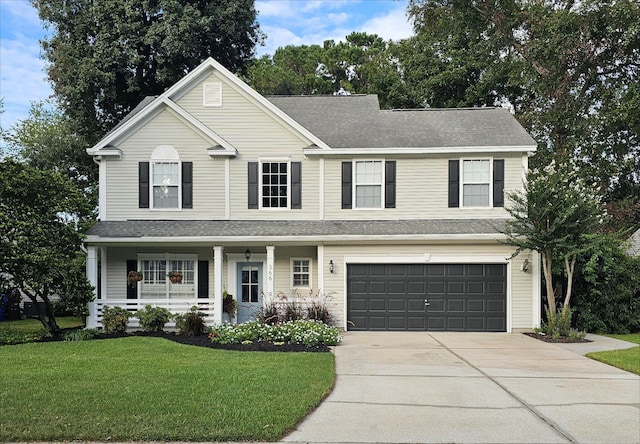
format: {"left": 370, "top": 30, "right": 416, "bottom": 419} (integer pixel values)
{"left": 223, "top": 290, "right": 237, "bottom": 322}
{"left": 168, "top": 271, "right": 183, "bottom": 284}
{"left": 127, "top": 270, "right": 143, "bottom": 284}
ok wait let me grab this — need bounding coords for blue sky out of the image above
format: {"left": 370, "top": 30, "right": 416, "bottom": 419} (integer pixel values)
{"left": 0, "top": 0, "right": 412, "bottom": 135}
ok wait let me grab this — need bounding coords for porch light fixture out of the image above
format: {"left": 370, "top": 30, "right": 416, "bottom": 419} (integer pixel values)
{"left": 244, "top": 248, "right": 252, "bottom": 262}
{"left": 521, "top": 258, "right": 530, "bottom": 272}
{"left": 329, "top": 260, "right": 335, "bottom": 274}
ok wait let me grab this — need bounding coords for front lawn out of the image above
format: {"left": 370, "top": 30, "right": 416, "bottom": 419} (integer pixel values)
{"left": 0, "top": 337, "right": 335, "bottom": 441}
{"left": 0, "top": 316, "right": 83, "bottom": 332}
{"left": 586, "top": 333, "right": 640, "bottom": 376}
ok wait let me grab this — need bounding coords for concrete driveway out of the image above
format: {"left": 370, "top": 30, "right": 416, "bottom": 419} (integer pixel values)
{"left": 284, "top": 332, "right": 639, "bottom": 444}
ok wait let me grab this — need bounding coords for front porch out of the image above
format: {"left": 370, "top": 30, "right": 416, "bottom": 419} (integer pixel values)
{"left": 85, "top": 243, "right": 330, "bottom": 329}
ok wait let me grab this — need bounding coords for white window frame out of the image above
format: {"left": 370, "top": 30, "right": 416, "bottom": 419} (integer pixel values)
{"left": 291, "top": 258, "right": 312, "bottom": 289}
{"left": 353, "top": 159, "right": 385, "bottom": 209}
{"left": 460, "top": 158, "right": 493, "bottom": 208}
{"left": 138, "top": 253, "right": 197, "bottom": 299}
{"left": 150, "top": 145, "right": 181, "bottom": 210}
{"left": 259, "top": 158, "right": 291, "bottom": 210}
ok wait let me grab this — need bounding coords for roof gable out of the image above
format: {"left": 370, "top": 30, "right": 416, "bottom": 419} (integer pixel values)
{"left": 87, "top": 58, "right": 330, "bottom": 156}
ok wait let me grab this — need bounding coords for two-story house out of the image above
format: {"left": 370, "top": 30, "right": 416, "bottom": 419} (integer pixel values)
{"left": 85, "top": 57, "right": 541, "bottom": 332}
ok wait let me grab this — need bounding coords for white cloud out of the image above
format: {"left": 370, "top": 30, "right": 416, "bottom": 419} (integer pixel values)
{"left": 360, "top": 5, "right": 413, "bottom": 41}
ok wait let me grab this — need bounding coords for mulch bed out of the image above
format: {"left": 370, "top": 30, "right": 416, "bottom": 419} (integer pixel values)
{"left": 41, "top": 330, "right": 331, "bottom": 352}
{"left": 523, "top": 332, "right": 592, "bottom": 343}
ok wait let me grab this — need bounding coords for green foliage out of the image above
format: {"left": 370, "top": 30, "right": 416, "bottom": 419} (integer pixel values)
{"left": 503, "top": 161, "right": 607, "bottom": 314}
{"left": 174, "top": 306, "right": 208, "bottom": 336}
{"left": 0, "top": 328, "right": 49, "bottom": 345}
{"left": 405, "top": 0, "right": 639, "bottom": 200}
{"left": 101, "top": 306, "right": 131, "bottom": 334}
{"left": 4, "top": 100, "right": 97, "bottom": 212}
{"left": 0, "top": 159, "right": 95, "bottom": 333}
{"left": 210, "top": 320, "right": 342, "bottom": 347}
{"left": 33, "top": 0, "right": 263, "bottom": 141}
{"left": 571, "top": 233, "right": 640, "bottom": 334}
{"left": 134, "top": 305, "right": 173, "bottom": 332}
{"left": 543, "top": 306, "right": 573, "bottom": 339}
{"left": 62, "top": 328, "right": 99, "bottom": 342}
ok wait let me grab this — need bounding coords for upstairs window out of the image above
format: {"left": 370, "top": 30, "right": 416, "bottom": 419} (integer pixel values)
{"left": 462, "top": 159, "right": 490, "bottom": 207}
{"left": 262, "top": 161, "right": 289, "bottom": 208}
{"left": 448, "top": 159, "right": 504, "bottom": 208}
{"left": 139, "top": 145, "right": 192, "bottom": 209}
{"left": 247, "top": 160, "right": 302, "bottom": 210}
{"left": 341, "top": 160, "right": 396, "bottom": 209}
{"left": 355, "top": 160, "right": 383, "bottom": 208}
{"left": 153, "top": 162, "right": 179, "bottom": 208}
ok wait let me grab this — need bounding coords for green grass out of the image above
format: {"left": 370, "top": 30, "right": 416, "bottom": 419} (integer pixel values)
{"left": 0, "top": 316, "right": 84, "bottom": 332}
{"left": 0, "top": 337, "right": 335, "bottom": 441}
{"left": 586, "top": 333, "right": 640, "bottom": 376}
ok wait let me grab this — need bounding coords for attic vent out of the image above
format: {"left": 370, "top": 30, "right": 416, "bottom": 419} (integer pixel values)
{"left": 203, "top": 82, "right": 222, "bottom": 107}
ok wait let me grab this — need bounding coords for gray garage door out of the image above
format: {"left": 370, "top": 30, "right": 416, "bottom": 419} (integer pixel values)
{"left": 347, "top": 264, "right": 506, "bottom": 332}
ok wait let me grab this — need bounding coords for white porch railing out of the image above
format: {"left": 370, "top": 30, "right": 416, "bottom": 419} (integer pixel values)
{"left": 87, "top": 299, "right": 214, "bottom": 329}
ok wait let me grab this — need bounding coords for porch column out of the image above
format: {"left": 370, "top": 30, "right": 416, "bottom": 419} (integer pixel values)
{"left": 86, "top": 245, "right": 98, "bottom": 328}
{"left": 266, "top": 246, "right": 275, "bottom": 301}
{"left": 213, "top": 246, "right": 223, "bottom": 324}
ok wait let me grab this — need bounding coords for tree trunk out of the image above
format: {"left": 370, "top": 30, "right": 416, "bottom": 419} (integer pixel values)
{"left": 541, "top": 250, "right": 556, "bottom": 316}
{"left": 563, "top": 254, "right": 577, "bottom": 310}
{"left": 27, "top": 291, "right": 60, "bottom": 334}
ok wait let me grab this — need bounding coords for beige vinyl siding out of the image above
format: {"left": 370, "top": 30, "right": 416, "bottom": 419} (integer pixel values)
{"left": 322, "top": 243, "right": 534, "bottom": 331}
{"left": 174, "top": 71, "right": 321, "bottom": 219}
{"left": 175, "top": 72, "right": 309, "bottom": 151}
{"left": 102, "top": 247, "right": 214, "bottom": 300}
{"left": 324, "top": 154, "right": 525, "bottom": 220}
{"left": 105, "top": 109, "right": 225, "bottom": 220}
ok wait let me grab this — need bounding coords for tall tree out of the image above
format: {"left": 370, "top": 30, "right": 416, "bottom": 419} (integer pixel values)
{"left": 5, "top": 100, "right": 97, "bottom": 213}
{"left": 0, "top": 159, "right": 94, "bottom": 333}
{"left": 33, "top": 0, "right": 264, "bottom": 142}
{"left": 502, "top": 161, "right": 607, "bottom": 318}
{"left": 405, "top": 0, "right": 640, "bottom": 204}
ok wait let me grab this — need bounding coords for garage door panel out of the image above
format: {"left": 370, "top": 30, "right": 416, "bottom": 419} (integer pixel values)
{"left": 388, "top": 298, "right": 406, "bottom": 312}
{"left": 427, "top": 281, "right": 445, "bottom": 294}
{"left": 467, "top": 299, "right": 486, "bottom": 312}
{"left": 369, "top": 298, "right": 387, "bottom": 311}
{"left": 447, "top": 299, "right": 465, "bottom": 312}
{"left": 388, "top": 281, "right": 406, "bottom": 293}
{"left": 347, "top": 264, "right": 506, "bottom": 332}
{"left": 467, "top": 282, "right": 485, "bottom": 294}
{"left": 388, "top": 317, "right": 407, "bottom": 329}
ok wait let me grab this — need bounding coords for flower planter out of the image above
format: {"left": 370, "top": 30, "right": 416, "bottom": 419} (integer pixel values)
{"left": 168, "top": 272, "right": 183, "bottom": 284}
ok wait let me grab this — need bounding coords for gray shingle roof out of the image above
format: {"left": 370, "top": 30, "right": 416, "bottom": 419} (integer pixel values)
{"left": 86, "top": 219, "right": 507, "bottom": 240}
{"left": 266, "top": 95, "right": 537, "bottom": 149}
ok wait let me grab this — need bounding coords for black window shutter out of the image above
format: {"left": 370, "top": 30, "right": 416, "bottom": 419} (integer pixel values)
{"left": 448, "top": 160, "right": 460, "bottom": 208}
{"left": 248, "top": 162, "right": 258, "bottom": 209}
{"left": 493, "top": 159, "right": 505, "bottom": 207}
{"left": 126, "top": 260, "right": 137, "bottom": 299}
{"left": 385, "top": 161, "right": 396, "bottom": 208}
{"left": 291, "top": 162, "right": 302, "bottom": 209}
{"left": 139, "top": 162, "right": 149, "bottom": 208}
{"left": 342, "top": 161, "right": 352, "bottom": 209}
{"left": 197, "top": 261, "right": 209, "bottom": 298}
{"left": 182, "top": 162, "right": 193, "bottom": 209}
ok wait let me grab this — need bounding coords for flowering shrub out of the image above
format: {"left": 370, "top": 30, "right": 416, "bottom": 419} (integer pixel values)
{"left": 209, "top": 320, "right": 341, "bottom": 347}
